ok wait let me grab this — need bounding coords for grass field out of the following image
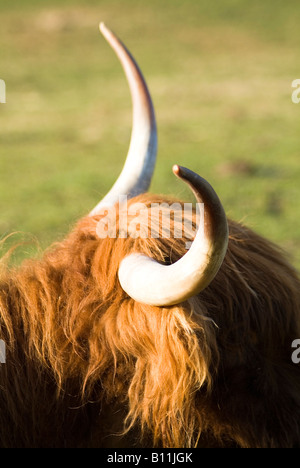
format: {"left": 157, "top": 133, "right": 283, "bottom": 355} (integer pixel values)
{"left": 1, "top": 0, "right": 300, "bottom": 269}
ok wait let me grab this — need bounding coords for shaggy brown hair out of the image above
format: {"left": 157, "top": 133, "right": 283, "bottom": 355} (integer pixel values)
{"left": 0, "top": 193, "right": 300, "bottom": 448}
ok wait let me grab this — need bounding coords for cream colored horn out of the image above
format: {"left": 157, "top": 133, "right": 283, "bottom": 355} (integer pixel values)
{"left": 118, "top": 165, "right": 229, "bottom": 306}
{"left": 90, "top": 23, "right": 157, "bottom": 216}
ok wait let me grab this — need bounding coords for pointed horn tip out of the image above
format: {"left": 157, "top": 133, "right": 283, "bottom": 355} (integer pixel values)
{"left": 172, "top": 164, "right": 182, "bottom": 177}
{"left": 99, "top": 22, "right": 111, "bottom": 38}
{"left": 99, "top": 21, "right": 106, "bottom": 31}
{"left": 172, "top": 164, "right": 190, "bottom": 182}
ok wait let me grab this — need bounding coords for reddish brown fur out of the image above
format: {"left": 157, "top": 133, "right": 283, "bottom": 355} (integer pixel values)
{"left": 0, "top": 193, "right": 300, "bottom": 448}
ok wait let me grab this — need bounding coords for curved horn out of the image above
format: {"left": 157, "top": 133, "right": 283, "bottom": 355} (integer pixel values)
{"left": 118, "top": 165, "right": 229, "bottom": 306}
{"left": 89, "top": 23, "right": 157, "bottom": 216}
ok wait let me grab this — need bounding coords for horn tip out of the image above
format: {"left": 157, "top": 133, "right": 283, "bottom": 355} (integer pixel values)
{"left": 172, "top": 164, "right": 181, "bottom": 177}
{"left": 99, "top": 22, "right": 109, "bottom": 37}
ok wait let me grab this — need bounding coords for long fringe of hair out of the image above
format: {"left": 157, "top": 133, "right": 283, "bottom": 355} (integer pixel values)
{"left": 1, "top": 194, "right": 300, "bottom": 448}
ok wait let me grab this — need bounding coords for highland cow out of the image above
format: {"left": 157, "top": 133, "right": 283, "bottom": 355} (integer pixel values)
{"left": 0, "top": 24, "right": 300, "bottom": 448}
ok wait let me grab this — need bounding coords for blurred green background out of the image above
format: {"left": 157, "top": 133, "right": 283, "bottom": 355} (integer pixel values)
{"left": 0, "top": 0, "right": 300, "bottom": 268}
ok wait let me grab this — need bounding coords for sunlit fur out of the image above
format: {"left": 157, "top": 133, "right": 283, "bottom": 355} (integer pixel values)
{"left": 0, "top": 193, "right": 300, "bottom": 448}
